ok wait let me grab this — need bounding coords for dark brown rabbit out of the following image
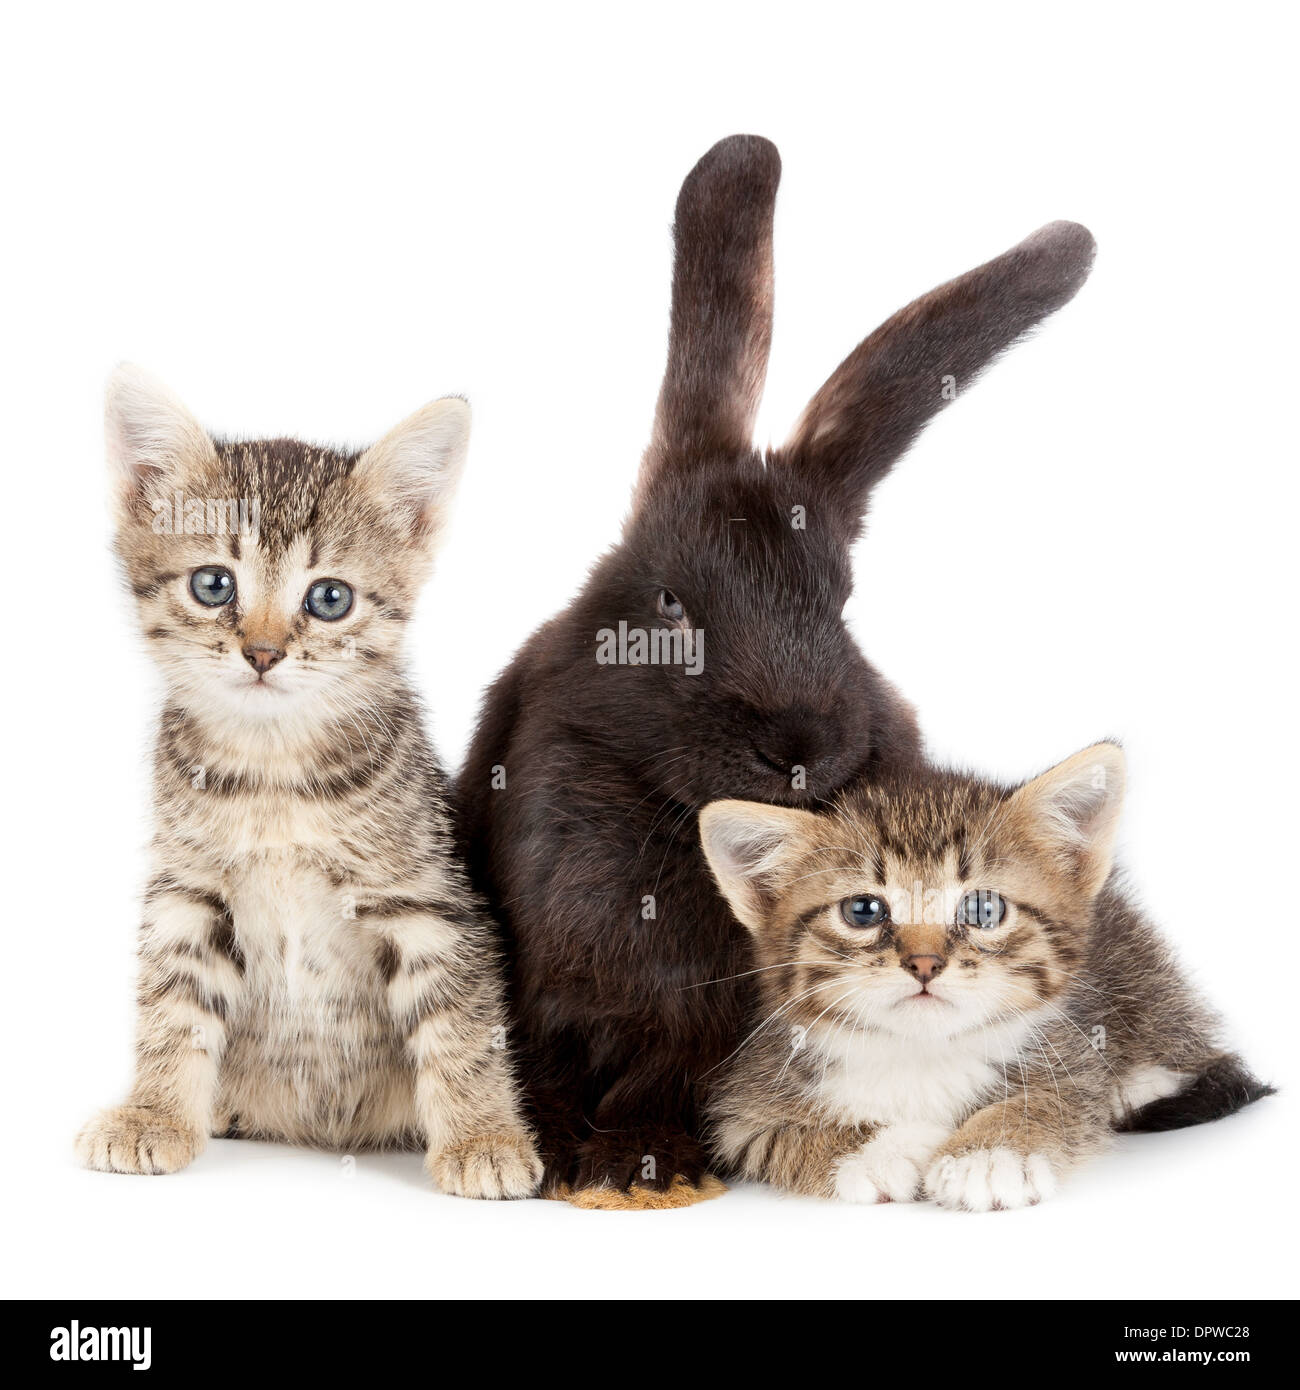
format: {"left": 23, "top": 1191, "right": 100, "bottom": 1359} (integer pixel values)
{"left": 456, "top": 135, "right": 1096, "bottom": 1208}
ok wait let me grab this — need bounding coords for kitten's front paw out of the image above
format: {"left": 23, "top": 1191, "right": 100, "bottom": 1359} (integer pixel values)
{"left": 833, "top": 1123, "right": 947, "bottom": 1204}
{"left": 427, "top": 1130, "right": 543, "bottom": 1200}
{"left": 924, "top": 1148, "right": 1058, "bottom": 1212}
{"left": 77, "top": 1105, "right": 203, "bottom": 1175}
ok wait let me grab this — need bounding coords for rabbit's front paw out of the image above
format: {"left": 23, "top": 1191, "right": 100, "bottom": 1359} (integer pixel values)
{"left": 924, "top": 1147, "right": 1058, "bottom": 1212}
{"left": 427, "top": 1130, "right": 543, "bottom": 1200}
{"left": 833, "top": 1122, "right": 947, "bottom": 1203}
{"left": 564, "top": 1128, "right": 725, "bottom": 1209}
{"left": 77, "top": 1105, "right": 204, "bottom": 1175}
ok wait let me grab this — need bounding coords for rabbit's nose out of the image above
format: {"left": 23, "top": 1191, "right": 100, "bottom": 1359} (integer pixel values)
{"left": 753, "top": 710, "right": 838, "bottom": 774}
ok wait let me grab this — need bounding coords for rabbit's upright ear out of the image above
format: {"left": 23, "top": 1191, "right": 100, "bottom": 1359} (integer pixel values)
{"left": 648, "top": 135, "right": 782, "bottom": 469}
{"left": 782, "top": 221, "right": 1096, "bottom": 517}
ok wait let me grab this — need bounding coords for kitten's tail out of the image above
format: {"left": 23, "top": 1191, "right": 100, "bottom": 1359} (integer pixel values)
{"left": 1120, "top": 1053, "right": 1275, "bottom": 1133}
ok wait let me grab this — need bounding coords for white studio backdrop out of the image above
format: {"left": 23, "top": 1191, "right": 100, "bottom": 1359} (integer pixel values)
{"left": 2, "top": 1, "right": 1295, "bottom": 1299}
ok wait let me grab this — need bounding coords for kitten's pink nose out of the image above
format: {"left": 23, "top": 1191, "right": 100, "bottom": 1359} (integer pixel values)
{"left": 903, "top": 954, "right": 945, "bottom": 985}
{"left": 242, "top": 644, "right": 285, "bottom": 674}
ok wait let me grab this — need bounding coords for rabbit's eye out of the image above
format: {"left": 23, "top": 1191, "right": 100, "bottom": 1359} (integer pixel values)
{"left": 657, "top": 589, "right": 685, "bottom": 622}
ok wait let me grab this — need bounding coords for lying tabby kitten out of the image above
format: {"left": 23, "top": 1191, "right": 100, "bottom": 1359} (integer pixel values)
{"left": 699, "top": 744, "right": 1270, "bottom": 1210}
{"left": 78, "top": 367, "right": 541, "bottom": 1199}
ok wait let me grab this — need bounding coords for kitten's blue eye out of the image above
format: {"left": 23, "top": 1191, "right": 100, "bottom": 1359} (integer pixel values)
{"left": 959, "top": 890, "right": 1007, "bottom": 929}
{"left": 304, "top": 579, "right": 353, "bottom": 621}
{"left": 841, "top": 895, "right": 889, "bottom": 929}
{"left": 190, "top": 566, "right": 235, "bottom": 607}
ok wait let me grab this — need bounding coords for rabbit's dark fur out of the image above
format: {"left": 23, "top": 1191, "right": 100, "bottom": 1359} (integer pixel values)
{"left": 456, "top": 135, "right": 1096, "bottom": 1200}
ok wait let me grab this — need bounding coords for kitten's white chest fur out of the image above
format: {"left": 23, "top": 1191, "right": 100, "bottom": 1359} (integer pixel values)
{"left": 808, "top": 1017, "right": 1038, "bottom": 1130}
{"left": 217, "top": 852, "right": 411, "bottom": 1146}
{"left": 225, "top": 853, "right": 359, "bottom": 985}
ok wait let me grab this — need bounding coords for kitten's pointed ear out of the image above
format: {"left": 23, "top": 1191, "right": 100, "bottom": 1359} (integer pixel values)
{"left": 1008, "top": 742, "right": 1127, "bottom": 895}
{"left": 105, "top": 364, "right": 217, "bottom": 519}
{"left": 355, "top": 396, "right": 470, "bottom": 545}
{"left": 781, "top": 221, "right": 1096, "bottom": 522}
{"left": 699, "top": 799, "right": 822, "bottom": 934}
{"left": 648, "top": 135, "right": 781, "bottom": 470}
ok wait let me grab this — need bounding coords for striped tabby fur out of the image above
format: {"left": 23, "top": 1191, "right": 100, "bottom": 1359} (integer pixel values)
{"left": 77, "top": 367, "right": 541, "bottom": 1198}
{"left": 700, "top": 745, "right": 1271, "bottom": 1210}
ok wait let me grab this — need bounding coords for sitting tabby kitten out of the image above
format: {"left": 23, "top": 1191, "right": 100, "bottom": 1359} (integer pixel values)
{"left": 699, "top": 745, "right": 1270, "bottom": 1210}
{"left": 78, "top": 366, "right": 541, "bottom": 1199}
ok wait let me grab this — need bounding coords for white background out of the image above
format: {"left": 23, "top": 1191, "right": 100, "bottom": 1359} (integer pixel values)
{"left": 3, "top": 1, "right": 1296, "bottom": 1301}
